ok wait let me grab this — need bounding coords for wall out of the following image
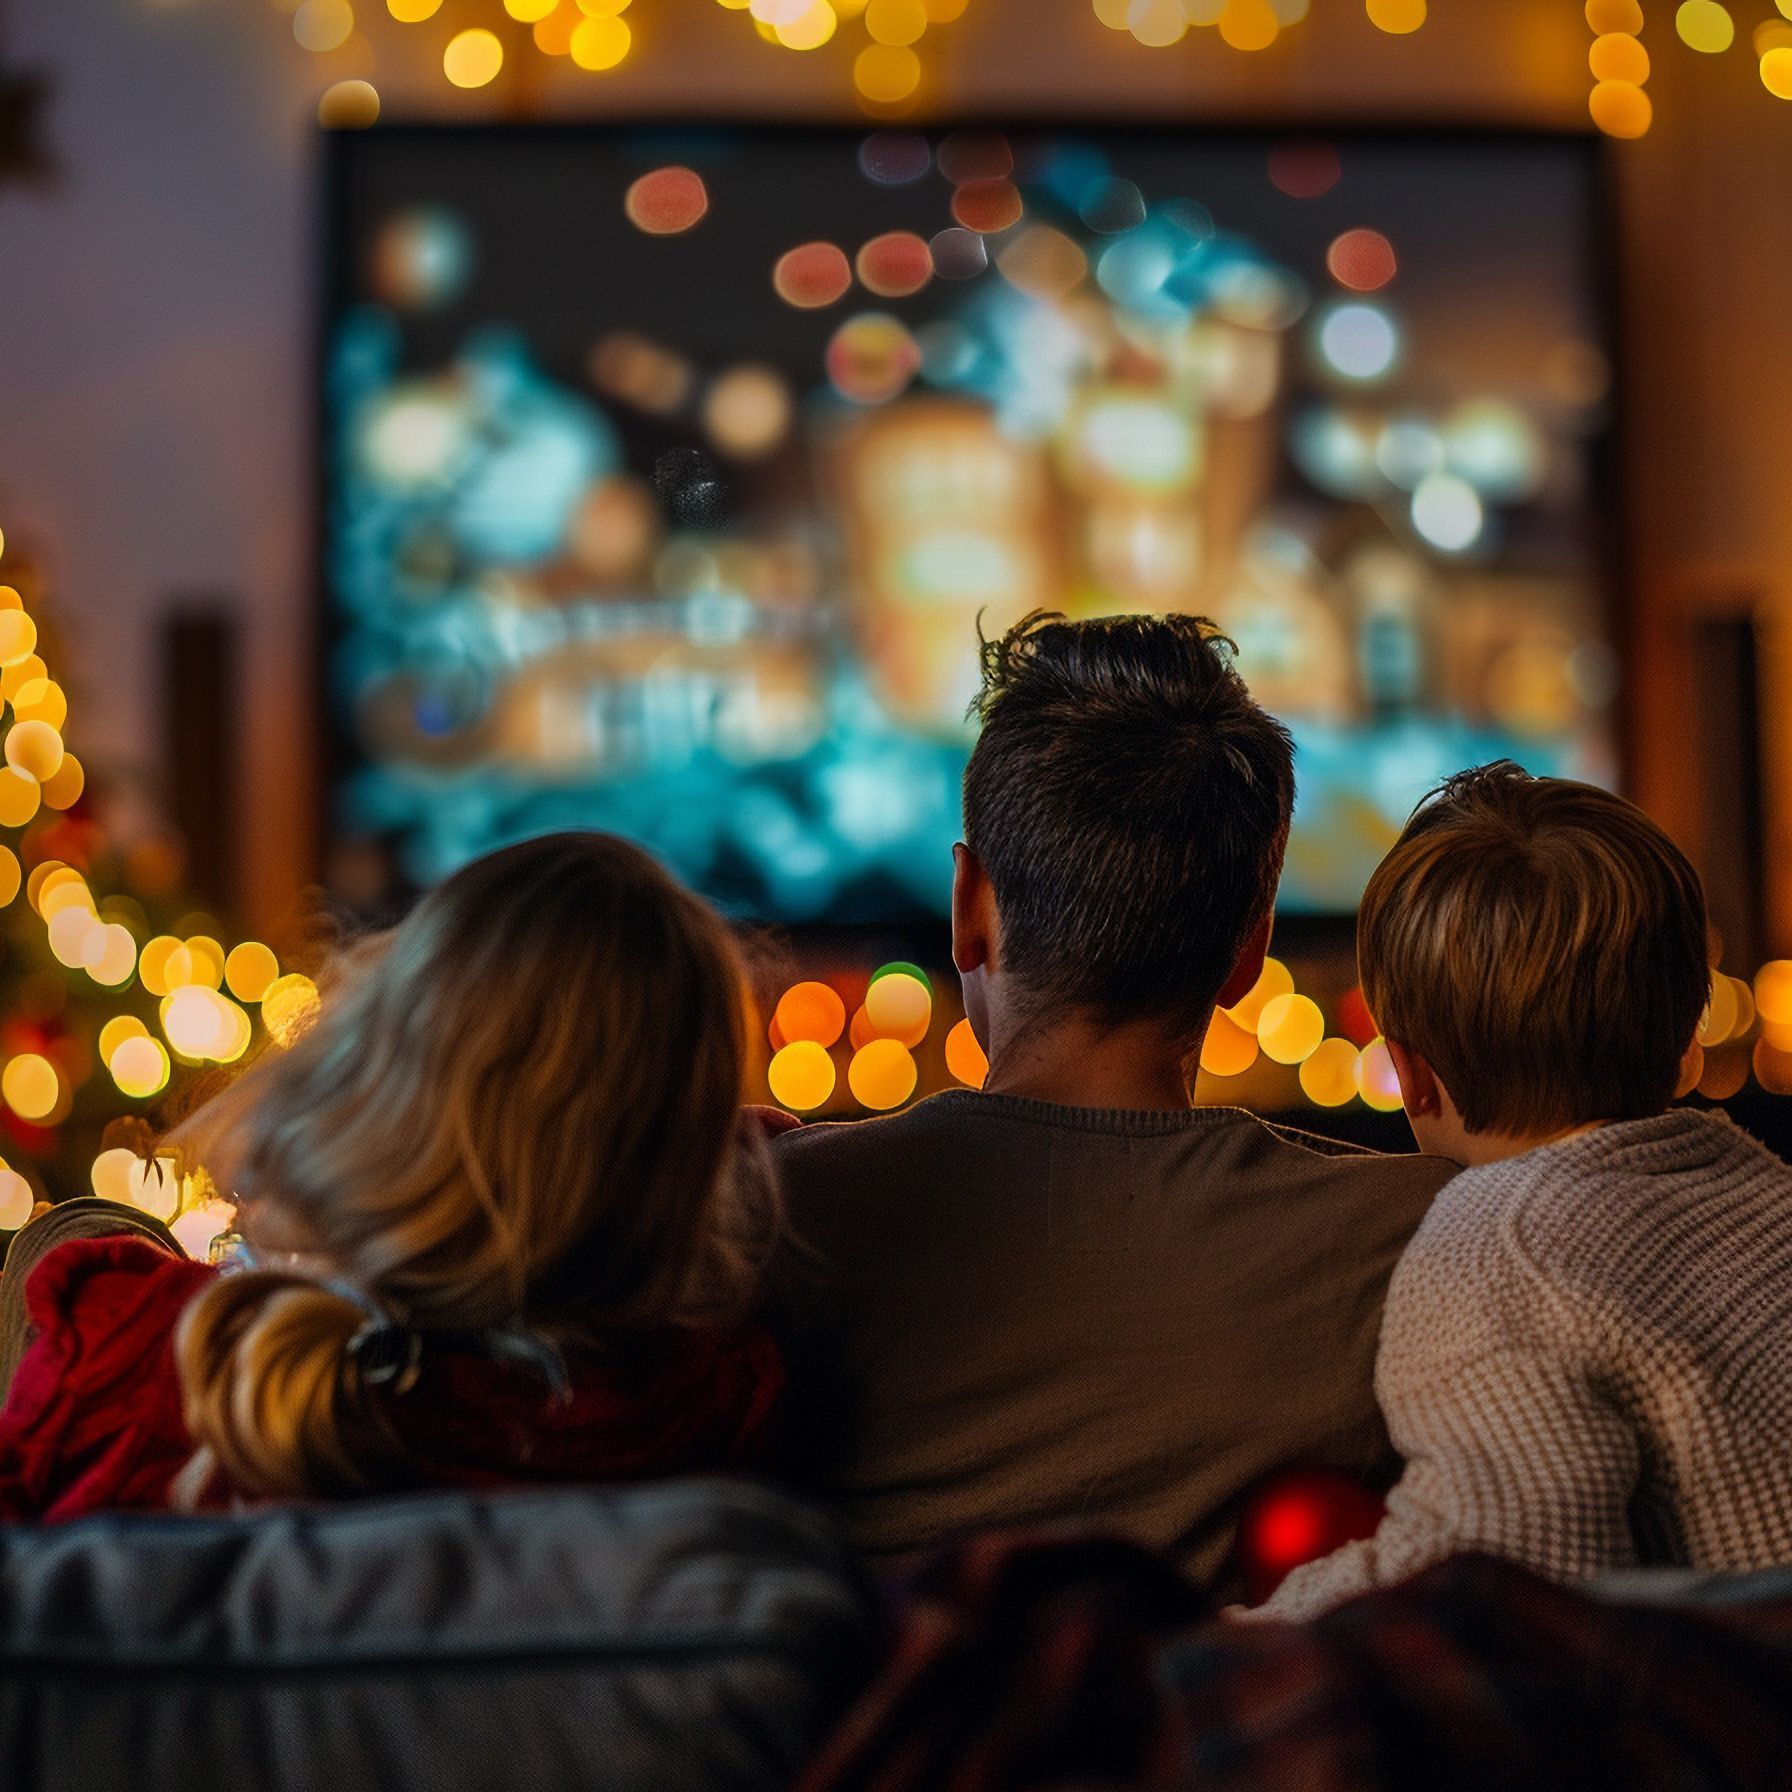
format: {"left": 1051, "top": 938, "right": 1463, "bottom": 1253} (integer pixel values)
{"left": 1, "top": 0, "right": 1787, "bottom": 939}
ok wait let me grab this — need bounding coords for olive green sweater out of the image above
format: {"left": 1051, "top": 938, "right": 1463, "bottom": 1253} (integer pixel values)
{"left": 771, "top": 1091, "right": 1452, "bottom": 1589}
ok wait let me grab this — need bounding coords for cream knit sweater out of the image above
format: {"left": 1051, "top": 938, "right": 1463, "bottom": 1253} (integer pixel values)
{"left": 1262, "top": 1108, "right": 1792, "bottom": 1621}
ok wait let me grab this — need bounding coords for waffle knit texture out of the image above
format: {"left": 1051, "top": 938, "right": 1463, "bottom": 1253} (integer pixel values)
{"left": 1264, "top": 1108, "right": 1792, "bottom": 1619}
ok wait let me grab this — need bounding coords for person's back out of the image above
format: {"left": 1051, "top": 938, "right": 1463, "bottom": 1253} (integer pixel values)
{"left": 770, "top": 612, "right": 1454, "bottom": 1586}
{"left": 777, "top": 1093, "right": 1447, "bottom": 1583}
{"left": 1261, "top": 764, "right": 1792, "bottom": 1619}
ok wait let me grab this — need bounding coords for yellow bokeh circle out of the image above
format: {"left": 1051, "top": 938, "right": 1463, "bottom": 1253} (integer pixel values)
{"left": 262, "top": 973, "right": 323, "bottom": 1047}
{"left": 5, "top": 719, "right": 63, "bottom": 783}
{"left": 1356, "top": 1038, "right": 1406, "bottom": 1112}
{"left": 443, "top": 28, "right": 505, "bottom": 87}
{"left": 111, "top": 1035, "right": 172, "bottom": 1100}
{"left": 864, "top": 971, "right": 931, "bottom": 1045}
{"left": 848, "top": 1037, "right": 918, "bottom": 1110}
{"left": 0, "top": 769, "right": 40, "bottom": 828}
{"left": 1223, "top": 957, "right": 1294, "bottom": 1033}
{"left": 99, "top": 1014, "right": 150, "bottom": 1066}
{"left": 768, "top": 1040, "right": 837, "bottom": 1112}
{"left": 225, "top": 940, "right": 281, "bottom": 1004}
{"left": 2, "top": 1053, "right": 59, "bottom": 1121}
{"left": 1299, "top": 1037, "right": 1361, "bottom": 1107}
{"left": 0, "top": 612, "right": 37, "bottom": 668}
{"left": 1257, "top": 992, "right": 1325, "bottom": 1065}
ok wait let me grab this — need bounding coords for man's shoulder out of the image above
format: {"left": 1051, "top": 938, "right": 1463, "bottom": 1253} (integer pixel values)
{"left": 1221, "top": 1107, "right": 1459, "bottom": 1199}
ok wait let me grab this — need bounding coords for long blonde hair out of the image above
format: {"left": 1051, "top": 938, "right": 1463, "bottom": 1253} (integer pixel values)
{"left": 174, "top": 832, "right": 777, "bottom": 1501}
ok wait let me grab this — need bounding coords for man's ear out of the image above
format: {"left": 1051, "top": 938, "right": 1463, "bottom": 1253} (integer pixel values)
{"left": 1215, "top": 911, "right": 1273, "bottom": 1010}
{"left": 952, "top": 843, "right": 995, "bottom": 976}
{"left": 1385, "top": 1039, "right": 1444, "bottom": 1119}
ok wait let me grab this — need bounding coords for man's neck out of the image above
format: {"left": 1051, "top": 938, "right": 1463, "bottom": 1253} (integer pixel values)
{"left": 981, "top": 1013, "right": 1197, "bottom": 1112}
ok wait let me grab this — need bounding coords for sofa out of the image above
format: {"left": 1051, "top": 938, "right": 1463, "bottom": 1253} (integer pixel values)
{"left": 0, "top": 1477, "right": 879, "bottom": 1792}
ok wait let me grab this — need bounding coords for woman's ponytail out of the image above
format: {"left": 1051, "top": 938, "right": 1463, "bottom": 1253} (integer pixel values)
{"left": 175, "top": 1272, "right": 411, "bottom": 1501}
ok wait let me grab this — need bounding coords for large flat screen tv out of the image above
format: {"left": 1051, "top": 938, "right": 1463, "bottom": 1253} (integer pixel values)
{"left": 321, "top": 124, "right": 1617, "bottom": 923}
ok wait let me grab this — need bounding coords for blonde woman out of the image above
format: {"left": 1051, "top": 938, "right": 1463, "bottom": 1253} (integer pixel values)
{"left": 0, "top": 833, "right": 785, "bottom": 1518}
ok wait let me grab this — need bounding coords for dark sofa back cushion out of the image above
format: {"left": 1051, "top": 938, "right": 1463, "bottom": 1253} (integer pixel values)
{"left": 0, "top": 1477, "right": 878, "bottom": 1792}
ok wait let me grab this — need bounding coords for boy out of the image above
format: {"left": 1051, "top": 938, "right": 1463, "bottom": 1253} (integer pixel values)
{"left": 772, "top": 612, "right": 1454, "bottom": 1588}
{"left": 1262, "top": 762, "right": 1792, "bottom": 1619}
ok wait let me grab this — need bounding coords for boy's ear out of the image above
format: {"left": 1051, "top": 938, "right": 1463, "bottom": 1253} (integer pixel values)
{"left": 951, "top": 844, "right": 995, "bottom": 976}
{"left": 1385, "top": 1039, "right": 1445, "bottom": 1119}
{"left": 1215, "top": 911, "right": 1273, "bottom": 1010}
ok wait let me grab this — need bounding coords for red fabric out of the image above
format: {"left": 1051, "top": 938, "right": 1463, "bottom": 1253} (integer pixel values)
{"left": 0, "top": 1235, "right": 785, "bottom": 1522}
{"left": 0, "top": 1236, "right": 213, "bottom": 1522}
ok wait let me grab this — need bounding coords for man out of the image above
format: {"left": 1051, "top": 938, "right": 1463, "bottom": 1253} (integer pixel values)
{"left": 773, "top": 612, "right": 1453, "bottom": 1589}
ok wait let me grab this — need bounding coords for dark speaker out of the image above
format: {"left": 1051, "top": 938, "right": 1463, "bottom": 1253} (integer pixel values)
{"left": 163, "top": 606, "right": 239, "bottom": 916}
{"left": 1691, "top": 611, "right": 1768, "bottom": 970}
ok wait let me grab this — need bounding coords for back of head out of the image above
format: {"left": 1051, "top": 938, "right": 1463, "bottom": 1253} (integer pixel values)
{"left": 177, "top": 832, "right": 772, "bottom": 1500}
{"left": 1359, "top": 761, "right": 1709, "bottom": 1136}
{"left": 963, "top": 611, "right": 1295, "bottom": 1045}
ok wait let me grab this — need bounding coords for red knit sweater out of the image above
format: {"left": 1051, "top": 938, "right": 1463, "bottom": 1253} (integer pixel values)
{"left": 0, "top": 1236, "right": 786, "bottom": 1521}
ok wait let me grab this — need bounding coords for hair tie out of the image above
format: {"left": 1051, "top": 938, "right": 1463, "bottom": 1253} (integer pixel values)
{"left": 345, "top": 1317, "right": 423, "bottom": 1395}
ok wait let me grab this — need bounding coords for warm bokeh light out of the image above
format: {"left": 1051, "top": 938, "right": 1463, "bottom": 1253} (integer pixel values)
{"left": 2, "top": 1053, "right": 59, "bottom": 1122}
{"left": 387, "top": 0, "right": 443, "bottom": 18}
{"left": 827, "top": 313, "right": 923, "bottom": 405}
{"left": 99, "top": 1015, "right": 150, "bottom": 1067}
{"left": 951, "top": 179, "right": 1023, "bottom": 235}
{"left": 569, "top": 15, "right": 632, "bottom": 69}
{"left": 163, "top": 986, "right": 233, "bottom": 1060}
{"left": 1764, "top": 47, "right": 1792, "bottom": 98}
{"left": 1365, "top": 0, "right": 1425, "bottom": 32}
{"left": 866, "top": 0, "right": 927, "bottom": 43}
{"left": 864, "top": 970, "right": 932, "bottom": 1046}
{"left": 1675, "top": 0, "right": 1733, "bottom": 53}
{"left": 0, "top": 1171, "right": 31, "bottom": 1232}
{"left": 768, "top": 1039, "right": 837, "bottom": 1111}
{"left": 1585, "top": 0, "right": 1644, "bottom": 29}
{"left": 777, "top": 1, "right": 839, "bottom": 47}
{"left": 318, "top": 79, "right": 381, "bottom": 129}
{"left": 1326, "top": 229, "right": 1397, "bottom": 292}
{"left": 111, "top": 1036, "right": 172, "bottom": 1100}
{"left": 126, "top": 1155, "right": 180, "bottom": 1223}
{"left": 848, "top": 1037, "right": 919, "bottom": 1109}
{"left": 1300, "top": 1037, "right": 1361, "bottom": 1107}
{"left": 293, "top": 0, "right": 355, "bottom": 54}
{"left": 774, "top": 980, "right": 848, "bottom": 1049}
{"left": 138, "top": 935, "right": 184, "bottom": 999}
{"left": 225, "top": 941, "right": 281, "bottom": 1004}
{"left": 1199, "top": 1008, "right": 1260, "bottom": 1078}
{"left": 172, "top": 1200, "right": 239, "bottom": 1261}
{"left": 944, "top": 1017, "right": 988, "bottom": 1088}
{"left": 773, "top": 242, "right": 854, "bottom": 309}
{"left": 1589, "top": 81, "right": 1653, "bottom": 136}
{"left": 1224, "top": 957, "right": 1295, "bottom": 1033}
{"left": 0, "top": 847, "right": 19, "bottom": 910}
{"left": 1356, "top": 1038, "right": 1406, "bottom": 1112}
{"left": 854, "top": 43, "right": 922, "bottom": 102}
{"left": 625, "top": 168, "right": 710, "bottom": 235}
{"left": 1258, "top": 993, "right": 1325, "bottom": 1065}
{"left": 0, "top": 612, "right": 38, "bottom": 667}
{"left": 443, "top": 28, "right": 505, "bottom": 87}
{"left": 262, "top": 973, "right": 323, "bottom": 1048}
{"left": 857, "top": 231, "right": 934, "bottom": 298}
{"left": 82, "top": 924, "right": 138, "bottom": 988}
{"left": 5, "top": 718, "right": 64, "bottom": 783}
{"left": 90, "top": 1145, "right": 137, "bottom": 1204}
{"left": 40, "top": 752, "right": 83, "bottom": 811}
{"left": 1218, "top": 0, "right": 1280, "bottom": 51}
{"left": 1755, "top": 960, "right": 1792, "bottom": 1026}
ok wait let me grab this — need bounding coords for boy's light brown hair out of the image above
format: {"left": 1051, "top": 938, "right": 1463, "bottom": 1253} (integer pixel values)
{"left": 1359, "top": 761, "right": 1708, "bottom": 1136}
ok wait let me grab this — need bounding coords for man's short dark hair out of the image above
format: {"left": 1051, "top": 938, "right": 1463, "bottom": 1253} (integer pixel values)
{"left": 963, "top": 611, "right": 1295, "bottom": 1045}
